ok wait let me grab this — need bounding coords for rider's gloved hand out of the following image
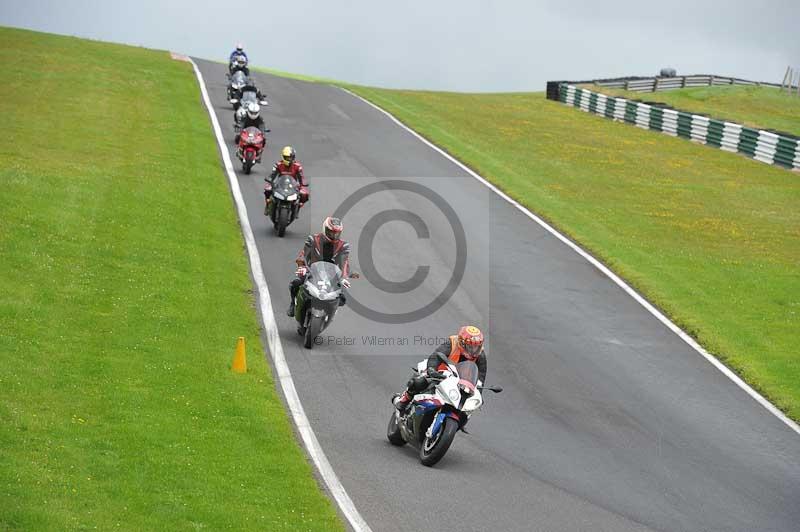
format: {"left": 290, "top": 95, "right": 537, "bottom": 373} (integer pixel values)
{"left": 295, "top": 266, "right": 308, "bottom": 277}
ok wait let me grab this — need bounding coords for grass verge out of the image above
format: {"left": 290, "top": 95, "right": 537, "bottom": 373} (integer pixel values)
{"left": 0, "top": 26, "right": 342, "bottom": 531}
{"left": 340, "top": 85, "right": 800, "bottom": 422}
{"left": 580, "top": 84, "right": 800, "bottom": 136}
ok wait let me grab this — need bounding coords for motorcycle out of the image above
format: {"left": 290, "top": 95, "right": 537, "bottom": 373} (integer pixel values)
{"left": 227, "top": 70, "right": 248, "bottom": 108}
{"left": 267, "top": 173, "right": 301, "bottom": 237}
{"left": 228, "top": 54, "right": 249, "bottom": 76}
{"left": 233, "top": 88, "right": 269, "bottom": 143}
{"left": 387, "top": 353, "right": 502, "bottom": 466}
{"left": 236, "top": 126, "right": 266, "bottom": 174}
{"left": 293, "top": 262, "right": 357, "bottom": 349}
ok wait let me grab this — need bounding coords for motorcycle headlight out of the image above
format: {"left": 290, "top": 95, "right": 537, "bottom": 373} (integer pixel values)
{"left": 272, "top": 192, "right": 285, "bottom": 200}
{"left": 286, "top": 194, "right": 298, "bottom": 201}
{"left": 464, "top": 397, "right": 481, "bottom": 411}
{"left": 447, "top": 389, "right": 461, "bottom": 403}
{"left": 318, "top": 290, "right": 339, "bottom": 301}
{"left": 305, "top": 284, "right": 321, "bottom": 299}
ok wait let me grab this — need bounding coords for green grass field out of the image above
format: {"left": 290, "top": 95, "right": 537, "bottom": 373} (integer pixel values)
{"left": 341, "top": 86, "right": 800, "bottom": 422}
{"left": 0, "top": 27, "right": 342, "bottom": 530}
{"left": 582, "top": 84, "right": 800, "bottom": 136}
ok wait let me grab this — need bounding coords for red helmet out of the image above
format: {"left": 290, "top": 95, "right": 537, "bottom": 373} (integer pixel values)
{"left": 323, "top": 216, "right": 343, "bottom": 241}
{"left": 457, "top": 325, "right": 484, "bottom": 360}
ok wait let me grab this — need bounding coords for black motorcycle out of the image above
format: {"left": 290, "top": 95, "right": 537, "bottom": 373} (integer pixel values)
{"left": 294, "top": 262, "right": 356, "bottom": 349}
{"left": 227, "top": 70, "right": 248, "bottom": 108}
{"left": 268, "top": 173, "right": 301, "bottom": 237}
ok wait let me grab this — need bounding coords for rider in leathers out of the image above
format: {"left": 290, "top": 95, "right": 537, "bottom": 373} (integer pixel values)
{"left": 235, "top": 102, "right": 267, "bottom": 147}
{"left": 394, "top": 325, "right": 487, "bottom": 412}
{"left": 264, "top": 146, "right": 309, "bottom": 215}
{"left": 229, "top": 44, "right": 249, "bottom": 75}
{"left": 287, "top": 217, "right": 352, "bottom": 317}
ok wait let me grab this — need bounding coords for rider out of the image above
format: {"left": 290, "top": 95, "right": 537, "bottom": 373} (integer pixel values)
{"left": 264, "top": 146, "right": 309, "bottom": 215}
{"left": 393, "top": 325, "right": 487, "bottom": 412}
{"left": 229, "top": 43, "right": 248, "bottom": 63}
{"left": 235, "top": 102, "right": 267, "bottom": 145}
{"left": 287, "top": 217, "right": 351, "bottom": 317}
{"left": 229, "top": 43, "right": 249, "bottom": 74}
{"left": 229, "top": 55, "right": 249, "bottom": 76}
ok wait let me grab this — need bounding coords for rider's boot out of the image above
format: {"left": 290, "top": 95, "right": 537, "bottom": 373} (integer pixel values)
{"left": 393, "top": 390, "right": 412, "bottom": 413}
{"left": 287, "top": 298, "right": 295, "bottom": 317}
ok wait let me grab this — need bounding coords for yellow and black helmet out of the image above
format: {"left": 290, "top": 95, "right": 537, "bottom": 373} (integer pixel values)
{"left": 281, "top": 146, "right": 296, "bottom": 165}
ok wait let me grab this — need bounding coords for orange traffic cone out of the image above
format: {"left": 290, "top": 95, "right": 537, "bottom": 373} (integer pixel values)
{"left": 231, "top": 337, "right": 247, "bottom": 373}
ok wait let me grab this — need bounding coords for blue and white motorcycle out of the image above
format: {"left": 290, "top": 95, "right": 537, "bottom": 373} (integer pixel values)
{"left": 387, "top": 353, "right": 502, "bottom": 466}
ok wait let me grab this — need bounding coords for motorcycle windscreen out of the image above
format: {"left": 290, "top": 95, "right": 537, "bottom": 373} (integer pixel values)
{"left": 240, "top": 90, "right": 257, "bottom": 104}
{"left": 305, "top": 262, "right": 343, "bottom": 299}
{"left": 242, "top": 126, "right": 262, "bottom": 140}
{"left": 273, "top": 174, "right": 298, "bottom": 197}
{"left": 231, "top": 71, "right": 247, "bottom": 85}
{"left": 455, "top": 361, "right": 479, "bottom": 386}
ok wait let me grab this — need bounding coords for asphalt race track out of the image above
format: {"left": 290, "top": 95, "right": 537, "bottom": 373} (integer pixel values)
{"left": 194, "top": 59, "right": 800, "bottom": 532}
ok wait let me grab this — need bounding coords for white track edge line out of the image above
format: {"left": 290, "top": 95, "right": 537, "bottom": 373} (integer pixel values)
{"left": 189, "top": 59, "right": 373, "bottom": 532}
{"left": 340, "top": 87, "right": 800, "bottom": 437}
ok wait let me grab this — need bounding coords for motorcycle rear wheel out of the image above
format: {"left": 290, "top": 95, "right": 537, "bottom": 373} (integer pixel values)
{"left": 419, "top": 417, "right": 458, "bottom": 467}
{"left": 386, "top": 410, "right": 406, "bottom": 446}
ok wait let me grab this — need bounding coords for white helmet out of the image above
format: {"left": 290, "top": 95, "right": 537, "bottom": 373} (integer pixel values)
{"left": 246, "top": 102, "right": 260, "bottom": 120}
{"left": 236, "top": 42, "right": 244, "bottom": 51}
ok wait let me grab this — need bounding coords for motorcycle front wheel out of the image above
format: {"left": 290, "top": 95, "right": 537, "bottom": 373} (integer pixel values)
{"left": 386, "top": 410, "right": 406, "bottom": 446}
{"left": 303, "top": 315, "right": 324, "bottom": 349}
{"left": 419, "top": 417, "right": 458, "bottom": 466}
{"left": 275, "top": 205, "right": 291, "bottom": 237}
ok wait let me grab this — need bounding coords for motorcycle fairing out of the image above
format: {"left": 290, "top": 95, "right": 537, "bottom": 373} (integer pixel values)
{"left": 428, "top": 412, "right": 446, "bottom": 439}
{"left": 412, "top": 393, "right": 442, "bottom": 413}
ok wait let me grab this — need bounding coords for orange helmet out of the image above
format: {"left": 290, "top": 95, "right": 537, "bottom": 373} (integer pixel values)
{"left": 457, "top": 325, "right": 484, "bottom": 360}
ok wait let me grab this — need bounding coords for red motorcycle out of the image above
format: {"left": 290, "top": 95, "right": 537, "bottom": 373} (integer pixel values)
{"left": 236, "top": 126, "right": 266, "bottom": 174}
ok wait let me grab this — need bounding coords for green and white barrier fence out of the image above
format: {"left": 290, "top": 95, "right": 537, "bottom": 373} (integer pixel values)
{"left": 553, "top": 84, "right": 800, "bottom": 171}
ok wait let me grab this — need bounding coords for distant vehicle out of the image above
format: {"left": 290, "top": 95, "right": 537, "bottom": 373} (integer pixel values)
{"left": 228, "top": 53, "right": 249, "bottom": 75}
{"left": 659, "top": 67, "right": 677, "bottom": 77}
{"left": 232, "top": 82, "right": 267, "bottom": 112}
{"left": 267, "top": 173, "right": 302, "bottom": 237}
{"left": 235, "top": 126, "right": 266, "bottom": 174}
{"left": 227, "top": 70, "right": 248, "bottom": 107}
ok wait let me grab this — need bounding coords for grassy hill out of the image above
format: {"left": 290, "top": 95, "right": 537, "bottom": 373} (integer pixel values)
{"left": 0, "top": 26, "right": 342, "bottom": 531}
{"left": 341, "top": 86, "right": 800, "bottom": 422}
{"left": 254, "top": 62, "right": 800, "bottom": 422}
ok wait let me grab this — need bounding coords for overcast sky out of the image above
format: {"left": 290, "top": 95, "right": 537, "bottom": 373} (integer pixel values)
{"left": 2, "top": 0, "right": 798, "bottom": 92}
